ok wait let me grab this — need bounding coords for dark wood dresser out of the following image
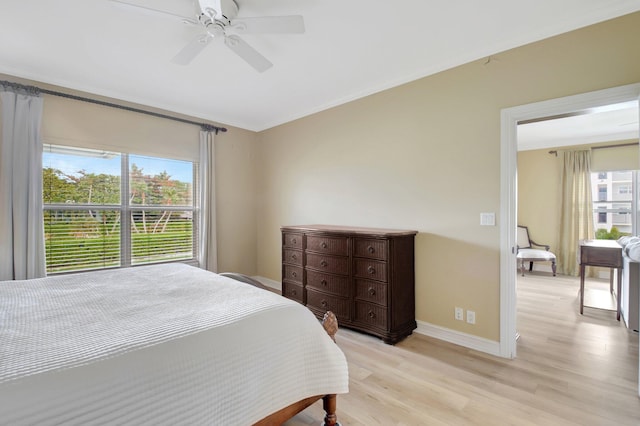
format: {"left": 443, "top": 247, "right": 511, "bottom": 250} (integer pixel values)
{"left": 281, "top": 225, "right": 417, "bottom": 344}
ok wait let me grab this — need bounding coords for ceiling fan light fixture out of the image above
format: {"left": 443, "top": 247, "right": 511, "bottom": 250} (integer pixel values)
{"left": 205, "top": 22, "right": 225, "bottom": 38}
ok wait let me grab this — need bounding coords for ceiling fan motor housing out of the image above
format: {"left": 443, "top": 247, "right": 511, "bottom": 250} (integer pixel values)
{"left": 197, "top": 0, "right": 238, "bottom": 22}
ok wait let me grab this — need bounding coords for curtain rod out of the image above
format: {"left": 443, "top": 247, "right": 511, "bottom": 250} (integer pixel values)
{"left": 548, "top": 142, "right": 638, "bottom": 156}
{"left": 0, "top": 80, "right": 227, "bottom": 134}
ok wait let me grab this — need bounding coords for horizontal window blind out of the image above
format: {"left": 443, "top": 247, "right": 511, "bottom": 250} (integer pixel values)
{"left": 131, "top": 209, "right": 194, "bottom": 265}
{"left": 43, "top": 144, "right": 197, "bottom": 274}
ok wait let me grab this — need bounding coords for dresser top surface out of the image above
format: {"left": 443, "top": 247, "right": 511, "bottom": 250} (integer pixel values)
{"left": 281, "top": 224, "right": 418, "bottom": 237}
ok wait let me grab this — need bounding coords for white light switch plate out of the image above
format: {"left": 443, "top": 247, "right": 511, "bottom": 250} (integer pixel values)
{"left": 480, "top": 212, "right": 495, "bottom": 226}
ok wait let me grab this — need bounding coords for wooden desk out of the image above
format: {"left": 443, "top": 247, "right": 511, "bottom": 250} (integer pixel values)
{"left": 579, "top": 240, "right": 623, "bottom": 320}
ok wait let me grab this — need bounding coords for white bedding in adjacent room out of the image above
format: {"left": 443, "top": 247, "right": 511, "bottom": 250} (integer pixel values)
{"left": 0, "top": 263, "right": 349, "bottom": 425}
{"left": 619, "top": 236, "right": 640, "bottom": 262}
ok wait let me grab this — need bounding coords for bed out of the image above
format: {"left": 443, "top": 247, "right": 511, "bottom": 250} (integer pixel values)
{"left": 0, "top": 263, "right": 349, "bottom": 425}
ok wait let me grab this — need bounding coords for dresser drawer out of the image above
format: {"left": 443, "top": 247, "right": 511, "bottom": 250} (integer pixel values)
{"left": 282, "top": 282, "right": 304, "bottom": 303}
{"left": 307, "top": 270, "right": 350, "bottom": 297}
{"left": 306, "top": 253, "right": 349, "bottom": 275}
{"left": 283, "top": 249, "right": 303, "bottom": 266}
{"left": 283, "top": 232, "right": 303, "bottom": 249}
{"left": 355, "top": 279, "right": 387, "bottom": 305}
{"left": 355, "top": 301, "right": 388, "bottom": 329}
{"left": 306, "top": 289, "right": 351, "bottom": 322}
{"left": 283, "top": 265, "right": 303, "bottom": 284}
{"left": 354, "top": 259, "right": 387, "bottom": 282}
{"left": 307, "top": 235, "right": 348, "bottom": 256}
{"left": 354, "top": 238, "right": 388, "bottom": 260}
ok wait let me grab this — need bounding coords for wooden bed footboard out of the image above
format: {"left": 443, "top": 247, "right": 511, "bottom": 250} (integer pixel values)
{"left": 220, "top": 273, "right": 341, "bottom": 426}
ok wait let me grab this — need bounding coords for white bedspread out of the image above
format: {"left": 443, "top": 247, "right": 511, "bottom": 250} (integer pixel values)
{"left": 0, "top": 263, "right": 349, "bottom": 425}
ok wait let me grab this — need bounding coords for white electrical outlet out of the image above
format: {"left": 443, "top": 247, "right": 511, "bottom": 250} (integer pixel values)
{"left": 466, "top": 310, "right": 476, "bottom": 324}
{"left": 454, "top": 307, "right": 464, "bottom": 321}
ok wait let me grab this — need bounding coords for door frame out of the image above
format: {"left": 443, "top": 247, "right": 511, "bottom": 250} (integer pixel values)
{"left": 499, "top": 82, "right": 640, "bottom": 359}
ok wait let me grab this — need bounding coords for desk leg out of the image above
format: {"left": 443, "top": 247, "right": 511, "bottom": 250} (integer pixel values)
{"left": 580, "top": 264, "right": 585, "bottom": 315}
{"left": 609, "top": 269, "right": 614, "bottom": 293}
{"left": 616, "top": 267, "right": 621, "bottom": 321}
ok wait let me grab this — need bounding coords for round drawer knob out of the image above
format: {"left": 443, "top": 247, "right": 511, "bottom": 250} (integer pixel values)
{"left": 368, "top": 287, "right": 376, "bottom": 296}
{"left": 368, "top": 310, "right": 376, "bottom": 319}
{"left": 320, "top": 260, "right": 328, "bottom": 267}
{"left": 367, "top": 246, "right": 375, "bottom": 254}
{"left": 291, "top": 254, "right": 297, "bottom": 261}
{"left": 321, "top": 300, "right": 328, "bottom": 308}
{"left": 291, "top": 271, "right": 297, "bottom": 278}
{"left": 367, "top": 266, "right": 375, "bottom": 274}
{"left": 321, "top": 279, "right": 328, "bottom": 286}
{"left": 291, "top": 238, "right": 297, "bottom": 244}
{"left": 291, "top": 289, "right": 297, "bottom": 296}
{"left": 321, "top": 242, "right": 328, "bottom": 249}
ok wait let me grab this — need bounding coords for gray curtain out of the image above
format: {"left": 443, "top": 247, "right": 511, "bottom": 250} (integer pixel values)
{"left": 198, "top": 130, "right": 217, "bottom": 272}
{"left": 558, "top": 150, "right": 594, "bottom": 276}
{"left": 0, "top": 87, "right": 46, "bottom": 280}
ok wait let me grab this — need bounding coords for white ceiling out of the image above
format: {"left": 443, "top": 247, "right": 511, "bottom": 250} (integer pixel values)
{"left": 1, "top": 0, "right": 640, "bottom": 132}
{"left": 518, "top": 101, "right": 639, "bottom": 151}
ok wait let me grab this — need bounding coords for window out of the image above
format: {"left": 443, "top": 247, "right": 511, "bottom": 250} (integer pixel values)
{"left": 597, "top": 208, "right": 607, "bottom": 224}
{"left": 43, "top": 145, "right": 197, "bottom": 274}
{"left": 597, "top": 185, "right": 607, "bottom": 201}
{"left": 591, "top": 170, "right": 633, "bottom": 236}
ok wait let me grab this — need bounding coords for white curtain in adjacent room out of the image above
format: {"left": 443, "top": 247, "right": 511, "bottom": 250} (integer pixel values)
{"left": 0, "top": 88, "right": 46, "bottom": 280}
{"left": 558, "top": 150, "right": 594, "bottom": 276}
{"left": 198, "top": 130, "right": 218, "bottom": 272}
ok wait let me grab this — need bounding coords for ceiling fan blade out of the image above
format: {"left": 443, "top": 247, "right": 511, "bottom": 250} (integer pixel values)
{"left": 171, "top": 34, "right": 213, "bottom": 65}
{"left": 230, "top": 16, "right": 305, "bottom": 34}
{"left": 224, "top": 35, "right": 273, "bottom": 72}
{"left": 109, "top": 0, "right": 197, "bottom": 24}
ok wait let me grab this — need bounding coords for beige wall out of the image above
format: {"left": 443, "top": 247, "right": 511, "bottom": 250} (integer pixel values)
{"left": 215, "top": 126, "right": 258, "bottom": 274}
{"left": 0, "top": 73, "right": 260, "bottom": 275}
{"left": 517, "top": 149, "right": 561, "bottom": 260}
{"left": 256, "top": 12, "right": 640, "bottom": 341}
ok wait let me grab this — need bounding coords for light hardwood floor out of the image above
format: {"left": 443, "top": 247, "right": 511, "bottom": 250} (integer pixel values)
{"left": 285, "top": 273, "right": 640, "bottom": 425}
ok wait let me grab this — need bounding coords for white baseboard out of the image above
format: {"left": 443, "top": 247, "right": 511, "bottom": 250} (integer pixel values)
{"left": 253, "top": 276, "right": 501, "bottom": 357}
{"left": 414, "top": 320, "right": 502, "bottom": 357}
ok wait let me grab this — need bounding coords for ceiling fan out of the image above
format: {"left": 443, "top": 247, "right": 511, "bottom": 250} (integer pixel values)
{"left": 110, "top": 0, "right": 305, "bottom": 72}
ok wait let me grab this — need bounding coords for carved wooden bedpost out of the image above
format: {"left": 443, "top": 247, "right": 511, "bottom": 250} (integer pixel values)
{"left": 321, "top": 311, "right": 340, "bottom": 426}
{"left": 322, "top": 311, "right": 338, "bottom": 342}
{"left": 322, "top": 394, "right": 338, "bottom": 426}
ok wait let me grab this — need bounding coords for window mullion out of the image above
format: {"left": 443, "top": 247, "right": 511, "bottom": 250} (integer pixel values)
{"left": 121, "top": 154, "right": 131, "bottom": 267}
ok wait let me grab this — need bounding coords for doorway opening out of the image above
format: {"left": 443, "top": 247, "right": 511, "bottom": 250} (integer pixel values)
{"left": 499, "top": 83, "right": 640, "bottom": 359}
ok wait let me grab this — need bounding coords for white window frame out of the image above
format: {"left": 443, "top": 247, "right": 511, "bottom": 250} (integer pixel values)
{"left": 43, "top": 144, "right": 198, "bottom": 273}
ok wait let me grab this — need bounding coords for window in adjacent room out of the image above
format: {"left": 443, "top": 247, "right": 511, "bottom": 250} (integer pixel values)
{"left": 42, "top": 144, "right": 197, "bottom": 274}
{"left": 591, "top": 170, "right": 633, "bottom": 237}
